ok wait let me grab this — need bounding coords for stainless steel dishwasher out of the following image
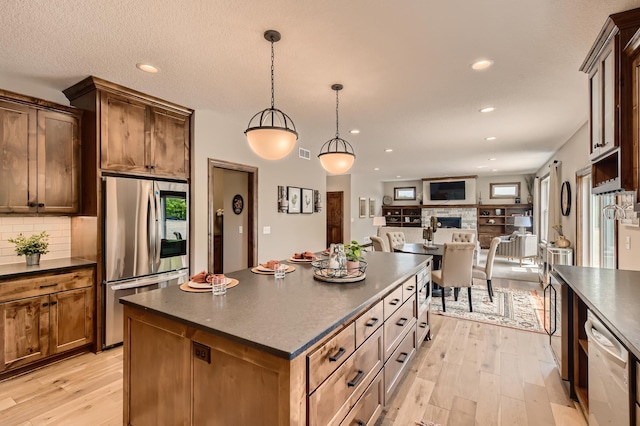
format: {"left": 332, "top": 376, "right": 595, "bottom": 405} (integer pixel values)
{"left": 585, "top": 309, "right": 630, "bottom": 426}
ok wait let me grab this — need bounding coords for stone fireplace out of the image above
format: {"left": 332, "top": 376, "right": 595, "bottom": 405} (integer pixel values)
{"left": 436, "top": 216, "right": 462, "bottom": 228}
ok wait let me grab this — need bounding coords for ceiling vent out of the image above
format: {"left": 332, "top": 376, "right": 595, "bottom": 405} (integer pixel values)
{"left": 299, "top": 147, "right": 311, "bottom": 160}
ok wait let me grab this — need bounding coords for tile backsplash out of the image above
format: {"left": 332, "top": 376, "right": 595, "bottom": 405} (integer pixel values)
{"left": 0, "top": 217, "right": 71, "bottom": 265}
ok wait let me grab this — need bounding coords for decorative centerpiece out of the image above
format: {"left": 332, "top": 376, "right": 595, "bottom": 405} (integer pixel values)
{"left": 312, "top": 241, "right": 367, "bottom": 283}
{"left": 553, "top": 224, "right": 570, "bottom": 248}
{"left": 345, "top": 240, "right": 363, "bottom": 270}
{"left": 8, "top": 231, "right": 50, "bottom": 265}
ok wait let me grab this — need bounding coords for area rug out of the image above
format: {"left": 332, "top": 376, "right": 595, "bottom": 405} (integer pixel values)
{"left": 431, "top": 285, "right": 545, "bottom": 333}
{"left": 477, "top": 250, "right": 539, "bottom": 282}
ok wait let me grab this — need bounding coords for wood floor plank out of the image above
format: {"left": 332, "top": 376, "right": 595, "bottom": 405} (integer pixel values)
{"left": 443, "top": 320, "right": 471, "bottom": 365}
{"left": 538, "top": 360, "right": 574, "bottom": 407}
{"left": 523, "top": 382, "right": 555, "bottom": 426}
{"left": 474, "top": 371, "right": 501, "bottom": 426}
{"left": 519, "top": 353, "right": 546, "bottom": 387}
{"left": 500, "top": 395, "right": 529, "bottom": 426}
{"left": 455, "top": 360, "right": 481, "bottom": 403}
{"left": 499, "top": 351, "right": 524, "bottom": 401}
{"left": 417, "top": 316, "right": 457, "bottom": 382}
{"left": 550, "top": 402, "right": 587, "bottom": 426}
{"left": 447, "top": 395, "right": 477, "bottom": 426}
{"left": 392, "top": 377, "right": 435, "bottom": 426}
{"left": 478, "top": 325, "right": 500, "bottom": 375}
{"left": 429, "top": 361, "right": 460, "bottom": 410}
{"left": 419, "top": 403, "right": 450, "bottom": 426}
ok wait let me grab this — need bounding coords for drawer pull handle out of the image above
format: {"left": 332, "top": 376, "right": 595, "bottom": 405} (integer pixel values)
{"left": 389, "top": 298, "right": 400, "bottom": 306}
{"left": 38, "top": 203, "right": 45, "bottom": 208}
{"left": 396, "top": 317, "right": 408, "bottom": 327}
{"left": 406, "top": 285, "right": 414, "bottom": 291}
{"left": 420, "top": 322, "right": 427, "bottom": 328}
{"left": 329, "top": 347, "right": 346, "bottom": 362}
{"left": 397, "top": 352, "right": 409, "bottom": 364}
{"left": 39, "top": 283, "right": 58, "bottom": 289}
{"left": 356, "top": 421, "right": 365, "bottom": 426}
{"left": 42, "top": 302, "right": 49, "bottom": 307}
{"left": 50, "top": 301, "right": 57, "bottom": 306}
{"left": 347, "top": 369, "right": 365, "bottom": 387}
{"left": 365, "top": 318, "right": 379, "bottom": 327}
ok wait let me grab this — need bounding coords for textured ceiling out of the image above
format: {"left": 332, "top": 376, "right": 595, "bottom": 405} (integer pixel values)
{"left": 2, "top": 0, "right": 640, "bottom": 180}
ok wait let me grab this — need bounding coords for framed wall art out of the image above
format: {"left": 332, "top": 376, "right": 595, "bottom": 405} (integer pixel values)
{"left": 369, "top": 198, "right": 376, "bottom": 218}
{"left": 287, "top": 186, "right": 301, "bottom": 214}
{"left": 359, "top": 197, "right": 367, "bottom": 218}
{"left": 301, "top": 188, "right": 313, "bottom": 214}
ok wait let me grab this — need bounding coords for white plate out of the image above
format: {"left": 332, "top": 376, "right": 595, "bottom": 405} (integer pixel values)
{"left": 256, "top": 265, "right": 276, "bottom": 272}
{"left": 187, "top": 277, "right": 231, "bottom": 289}
{"left": 288, "top": 257, "right": 315, "bottom": 263}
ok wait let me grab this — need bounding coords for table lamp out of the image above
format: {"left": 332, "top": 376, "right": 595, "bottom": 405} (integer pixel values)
{"left": 373, "top": 216, "right": 386, "bottom": 235}
{"left": 513, "top": 216, "right": 532, "bottom": 234}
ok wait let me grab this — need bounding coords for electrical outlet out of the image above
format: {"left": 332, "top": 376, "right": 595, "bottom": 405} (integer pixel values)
{"left": 626, "top": 236, "right": 631, "bottom": 250}
{"left": 193, "top": 342, "right": 211, "bottom": 364}
{"left": 239, "top": 225, "right": 243, "bottom": 234}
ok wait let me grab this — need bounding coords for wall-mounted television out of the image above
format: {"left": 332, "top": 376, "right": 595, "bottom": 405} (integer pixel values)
{"left": 430, "top": 180, "right": 466, "bottom": 200}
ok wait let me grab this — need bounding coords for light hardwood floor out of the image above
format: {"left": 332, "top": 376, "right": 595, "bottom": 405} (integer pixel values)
{"left": 0, "top": 277, "right": 585, "bottom": 425}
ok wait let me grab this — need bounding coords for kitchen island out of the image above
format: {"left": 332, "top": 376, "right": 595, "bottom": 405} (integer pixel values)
{"left": 121, "top": 251, "right": 431, "bottom": 425}
{"left": 552, "top": 265, "right": 640, "bottom": 424}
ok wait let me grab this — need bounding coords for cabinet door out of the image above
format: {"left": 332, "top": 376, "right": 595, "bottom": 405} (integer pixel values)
{"left": 150, "top": 108, "right": 190, "bottom": 179}
{"left": 100, "top": 93, "right": 149, "bottom": 174}
{"left": 36, "top": 110, "right": 80, "bottom": 213}
{"left": 601, "top": 46, "right": 615, "bottom": 154}
{"left": 0, "top": 295, "right": 50, "bottom": 371}
{"left": 49, "top": 287, "right": 93, "bottom": 354}
{"left": 0, "top": 100, "right": 36, "bottom": 213}
{"left": 589, "top": 67, "right": 602, "bottom": 158}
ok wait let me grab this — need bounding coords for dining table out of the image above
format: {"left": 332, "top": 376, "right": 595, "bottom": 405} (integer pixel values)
{"left": 393, "top": 243, "right": 451, "bottom": 297}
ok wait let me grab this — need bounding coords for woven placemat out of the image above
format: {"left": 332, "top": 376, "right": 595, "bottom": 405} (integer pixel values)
{"left": 179, "top": 278, "right": 239, "bottom": 293}
{"left": 250, "top": 265, "right": 296, "bottom": 275}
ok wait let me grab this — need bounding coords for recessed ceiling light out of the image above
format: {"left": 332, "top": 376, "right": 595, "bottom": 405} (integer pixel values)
{"left": 479, "top": 106, "right": 495, "bottom": 113}
{"left": 477, "top": 165, "right": 487, "bottom": 169}
{"left": 485, "top": 136, "right": 496, "bottom": 141}
{"left": 396, "top": 175, "right": 401, "bottom": 178}
{"left": 136, "top": 63, "right": 159, "bottom": 73}
{"left": 471, "top": 59, "right": 494, "bottom": 71}
{"left": 350, "top": 129, "right": 360, "bottom": 134}
{"left": 384, "top": 149, "right": 393, "bottom": 152}
{"left": 374, "top": 167, "right": 379, "bottom": 171}
{"left": 489, "top": 158, "right": 496, "bottom": 161}
{"left": 492, "top": 169, "right": 499, "bottom": 172}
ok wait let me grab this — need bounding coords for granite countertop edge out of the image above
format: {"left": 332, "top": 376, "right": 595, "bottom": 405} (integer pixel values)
{"left": 122, "top": 254, "right": 429, "bottom": 360}
{"left": 0, "top": 257, "right": 97, "bottom": 280}
{"left": 552, "top": 266, "right": 640, "bottom": 360}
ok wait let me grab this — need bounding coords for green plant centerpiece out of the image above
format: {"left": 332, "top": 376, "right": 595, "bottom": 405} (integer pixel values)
{"left": 345, "top": 240, "right": 363, "bottom": 269}
{"left": 8, "top": 231, "right": 50, "bottom": 265}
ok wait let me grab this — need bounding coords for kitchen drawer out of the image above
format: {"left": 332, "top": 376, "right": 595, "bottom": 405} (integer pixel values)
{"left": 0, "top": 267, "right": 93, "bottom": 303}
{"left": 338, "top": 370, "right": 384, "bottom": 426}
{"left": 309, "top": 327, "right": 383, "bottom": 426}
{"left": 401, "top": 276, "right": 417, "bottom": 303}
{"left": 355, "top": 300, "right": 383, "bottom": 349}
{"left": 385, "top": 325, "right": 417, "bottom": 401}
{"left": 384, "top": 295, "right": 416, "bottom": 361}
{"left": 308, "top": 323, "right": 356, "bottom": 392}
{"left": 416, "top": 308, "right": 430, "bottom": 346}
{"left": 383, "top": 285, "right": 403, "bottom": 320}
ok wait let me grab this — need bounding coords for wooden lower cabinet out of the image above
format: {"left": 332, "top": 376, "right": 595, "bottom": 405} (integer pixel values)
{"left": 0, "top": 266, "right": 95, "bottom": 375}
{"left": 339, "top": 370, "right": 384, "bottom": 426}
{"left": 385, "top": 326, "right": 417, "bottom": 400}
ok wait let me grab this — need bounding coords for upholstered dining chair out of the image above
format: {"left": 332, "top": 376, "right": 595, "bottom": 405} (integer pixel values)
{"left": 451, "top": 232, "right": 476, "bottom": 243}
{"left": 370, "top": 235, "right": 390, "bottom": 252}
{"left": 431, "top": 242, "right": 475, "bottom": 312}
{"left": 386, "top": 232, "right": 406, "bottom": 250}
{"left": 472, "top": 237, "right": 501, "bottom": 302}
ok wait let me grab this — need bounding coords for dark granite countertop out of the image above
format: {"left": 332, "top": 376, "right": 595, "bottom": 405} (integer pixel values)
{"left": 0, "top": 257, "right": 96, "bottom": 280}
{"left": 553, "top": 265, "right": 640, "bottom": 360}
{"left": 121, "top": 252, "right": 429, "bottom": 360}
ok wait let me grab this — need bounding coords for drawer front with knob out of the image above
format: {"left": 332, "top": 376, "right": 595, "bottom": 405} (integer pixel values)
{"left": 384, "top": 295, "right": 416, "bottom": 361}
{"left": 385, "top": 325, "right": 417, "bottom": 400}
{"left": 0, "top": 268, "right": 93, "bottom": 303}
{"left": 383, "top": 285, "right": 404, "bottom": 320}
{"left": 355, "top": 300, "right": 383, "bottom": 348}
{"left": 308, "top": 323, "right": 356, "bottom": 392}
{"left": 402, "top": 276, "right": 417, "bottom": 303}
{"left": 309, "top": 327, "right": 383, "bottom": 426}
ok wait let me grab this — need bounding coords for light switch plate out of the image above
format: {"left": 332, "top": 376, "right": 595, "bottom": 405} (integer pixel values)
{"left": 263, "top": 226, "right": 271, "bottom": 234}
{"left": 239, "top": 225, "right": 243, "bottom": 234}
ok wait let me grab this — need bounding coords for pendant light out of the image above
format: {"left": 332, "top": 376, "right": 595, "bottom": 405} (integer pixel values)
{"left": 318, "top": 84, "right": 355, "bottom": 174}
{"left": 245, "top": 30, "right": 298, "bottom": 160}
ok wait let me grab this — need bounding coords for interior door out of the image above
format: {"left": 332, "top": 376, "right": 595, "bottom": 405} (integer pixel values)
{"left": 326, "top": 191, "right": 344, "bottom": 246}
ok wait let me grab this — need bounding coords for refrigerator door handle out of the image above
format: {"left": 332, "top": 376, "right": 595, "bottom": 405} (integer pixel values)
{"left": 154, "top": 182, "right": 162, "bottom": 271}
{"left": 148, "top": 187, "right": 157, "bottom": 273}
{"left": 108, "top": 270, "right": 188, "bottom": 290}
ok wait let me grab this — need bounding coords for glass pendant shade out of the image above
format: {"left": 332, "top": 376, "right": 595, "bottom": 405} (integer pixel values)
{"left": 318, "top": 138, "right": 355, "bottom": 174}
{"left": 245, "top": 30, "right": 298, "bottom": 160}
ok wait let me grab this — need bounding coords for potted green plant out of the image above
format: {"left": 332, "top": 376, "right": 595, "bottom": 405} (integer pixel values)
{"left": 8, "top": 231, "right": 50, "bottom": 265}
{"left": 345, "top": 240, "right": 363, "bottom": 270}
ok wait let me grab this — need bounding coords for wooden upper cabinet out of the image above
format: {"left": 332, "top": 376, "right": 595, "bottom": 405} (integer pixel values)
{"left": 581, "top": 8, "right": 640, "bottom": 193}
{"left": 0, "top": 93, "right": 80, "bottom": 214}
{"left": 64, "top": 76, "right": 193, "bottom": 181}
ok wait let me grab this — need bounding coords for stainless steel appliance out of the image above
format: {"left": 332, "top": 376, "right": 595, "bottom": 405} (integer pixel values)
{"left": 543, "top": 246, "right": 573, "bottom": 380}
{"left": 103, "top": 176, "right": 189, "bottom": 348}
{"left": 585, "top": 310, "right": 630, "bottom": 426}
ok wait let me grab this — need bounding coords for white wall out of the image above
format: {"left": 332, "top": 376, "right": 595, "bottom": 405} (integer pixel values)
{"left": 222, "top": 170, "right": 248, "bottom": 272}
{"left": 0, "top": 217, "right": 71, "bottom": 265}
{"left": 327, "top": 175, "right": 351, "bottom": 244}
{"left": 476, "top": 175, "right": 531, "bottom": 205}
{"left": 535, "top": 122, "right": 590, "bottom": 250}
{"left": 349, "top": 175, "right": 385, "bottom": 244}
{"left": 193, "top": 110, "right": 327, "bottom": 271}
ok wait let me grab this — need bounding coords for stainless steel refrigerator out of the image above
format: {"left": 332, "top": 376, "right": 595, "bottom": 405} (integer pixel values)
{"left": 103, "top": 175, "right": 189, "bottom": 348}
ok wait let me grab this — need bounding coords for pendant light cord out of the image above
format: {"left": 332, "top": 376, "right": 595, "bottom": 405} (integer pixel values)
{"left": 335, "top": 89, "right": 340, "bottom": 138}
{"left": 270, "top": 39, "right": 275, "bottom": 109}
